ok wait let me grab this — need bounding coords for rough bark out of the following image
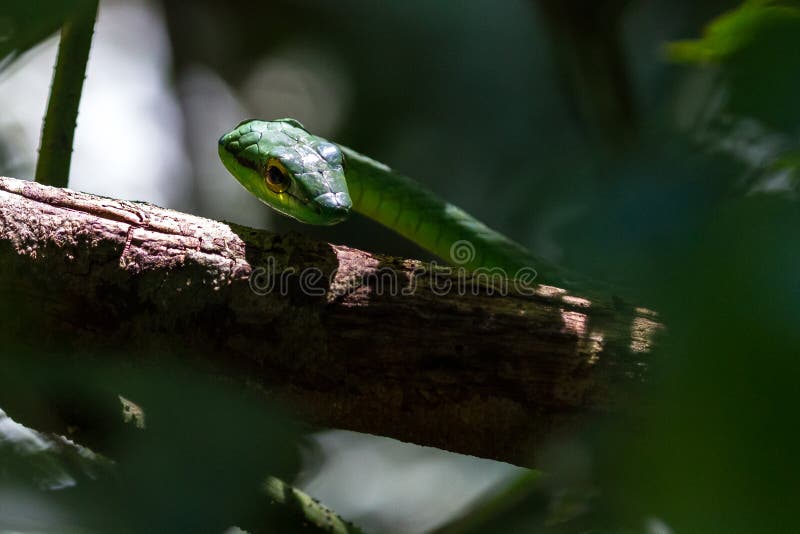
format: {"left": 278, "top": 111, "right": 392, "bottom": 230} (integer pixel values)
{"left": 0, "top": 176, "right": 661, "bottom": 466}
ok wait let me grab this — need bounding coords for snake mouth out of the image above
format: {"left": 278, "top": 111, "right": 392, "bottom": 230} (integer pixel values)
{"left": 312, "top": 192, "right": 351, "bottom": 224}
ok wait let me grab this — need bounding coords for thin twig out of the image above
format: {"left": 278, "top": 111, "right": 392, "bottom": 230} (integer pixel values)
{"left": 35, "top": 0, "right": 99, "bottom": 187}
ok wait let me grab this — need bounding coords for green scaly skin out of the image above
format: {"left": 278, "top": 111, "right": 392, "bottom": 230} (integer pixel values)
{"left": 219, "top": 118, "right": 566, "bottom": 286}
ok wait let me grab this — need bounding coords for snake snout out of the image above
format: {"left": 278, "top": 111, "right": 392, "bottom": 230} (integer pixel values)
{"left": 218, "top": 132, "right": 237, "bottom": 155}
{"left": 314, "top": 192, "right": 352, "bottom": 225}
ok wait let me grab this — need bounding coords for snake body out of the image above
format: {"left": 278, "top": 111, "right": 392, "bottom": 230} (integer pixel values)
{"left": 219, "top": 119, "right": 561, "bottom": 284}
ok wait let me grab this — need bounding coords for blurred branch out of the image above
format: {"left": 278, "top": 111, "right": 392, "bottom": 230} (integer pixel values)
{"left": 34, "top": 0, "right": 98, "bottom": 187}
{"left": 535, "top": 0, "right": 637, "bottom": 147}
{"left": 0, "top": 407, "right": 362, "bottom": 533}
{"left": 432, "top": 470, "right": 542, "bottom": 534}
{"left": 0, "top": 176, "right": 660, "bottom": 467}
{"left": 0, "top": 407, "right": 115, "bottom": 490}
{"left": 263, "top": 477, "right": 365, "bottom": 534}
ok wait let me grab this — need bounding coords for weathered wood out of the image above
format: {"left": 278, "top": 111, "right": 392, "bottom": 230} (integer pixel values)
{"left": 0, "top": 176, "right": 660, "bottom": 466}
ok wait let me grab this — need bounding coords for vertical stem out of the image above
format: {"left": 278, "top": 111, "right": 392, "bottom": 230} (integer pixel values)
{"left": 35, "top": 0, "right": 99, "bottom": 188}
{"left": 535, "top": 0, "right": 636, "bottom": 149}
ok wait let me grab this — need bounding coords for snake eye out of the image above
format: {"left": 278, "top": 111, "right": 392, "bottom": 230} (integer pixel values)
{"left": 265, "top": 162, "right": 290, "bottom": 193}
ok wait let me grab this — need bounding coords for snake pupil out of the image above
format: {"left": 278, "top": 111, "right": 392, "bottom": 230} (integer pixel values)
{"left": 266, "top": 165, "right": 289, "bottom": 192}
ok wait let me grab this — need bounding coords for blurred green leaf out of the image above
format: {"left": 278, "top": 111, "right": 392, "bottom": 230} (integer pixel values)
{"left": 0, "top": 0, "right": 89, "bottom": 71}
{"left": 666, "top": 0, "right": 800, "bottom": 63}
{"left": 771, "top": 148, "right": 800, "bottom": 170}
{"left": 0, "top": 351, "right": 307, "bottom": 532}
{"left": 665, "top": 0, "right": 800, "bottom": 197}
{"left": 594, "top": 194, "right": 800, "bottom": 532}
{"left": 668, "top": 0, "right": 800, "bottom": 133}
{"left": 431, "top": 470, "right": 550, "bottom": 534}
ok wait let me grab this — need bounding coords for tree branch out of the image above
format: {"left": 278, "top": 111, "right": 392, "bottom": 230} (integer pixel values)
{"left": 0, "top": 176, "right": 661, "bottom": 466}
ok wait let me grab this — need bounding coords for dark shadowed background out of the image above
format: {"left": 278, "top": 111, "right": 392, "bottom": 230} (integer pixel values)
{"left": 2, "top": 0, "right": 800, "bottom": 532}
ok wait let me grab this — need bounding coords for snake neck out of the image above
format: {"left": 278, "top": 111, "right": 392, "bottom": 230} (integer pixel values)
{"left": 340, "top": 146, "right": 567, "bottom": 287}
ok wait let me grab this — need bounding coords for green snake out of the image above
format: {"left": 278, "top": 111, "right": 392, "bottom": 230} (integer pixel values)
{"left": 219, "top": 118, "right": 564, "bottom": 286}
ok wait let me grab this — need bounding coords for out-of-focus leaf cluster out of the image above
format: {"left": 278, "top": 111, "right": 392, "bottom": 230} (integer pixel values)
{"left": 668, "top": 0, "right": 800, "bottom": 191}
{"left": 667, "top": 0, "right": 800, "bottom": 64}
{"left": 0, "top": 346, "right": 310, "bottom": 532}
{"left": 0, "top": 0, "right": 92, "bottom": 71}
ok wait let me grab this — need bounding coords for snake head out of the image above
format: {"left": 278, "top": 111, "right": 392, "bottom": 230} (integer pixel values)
{"left": 218, "top": 118, "right": 352, "bottom": 225}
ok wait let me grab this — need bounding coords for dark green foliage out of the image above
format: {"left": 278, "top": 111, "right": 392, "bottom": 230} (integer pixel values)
{"left": 668, "top": 0, "right": 800, "bottom": 189}
{"left": 0, "top": 0, "right": 92, "bottom": 70}
{"left": 0, "top": 350, "right": 306, "bottom": 532}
